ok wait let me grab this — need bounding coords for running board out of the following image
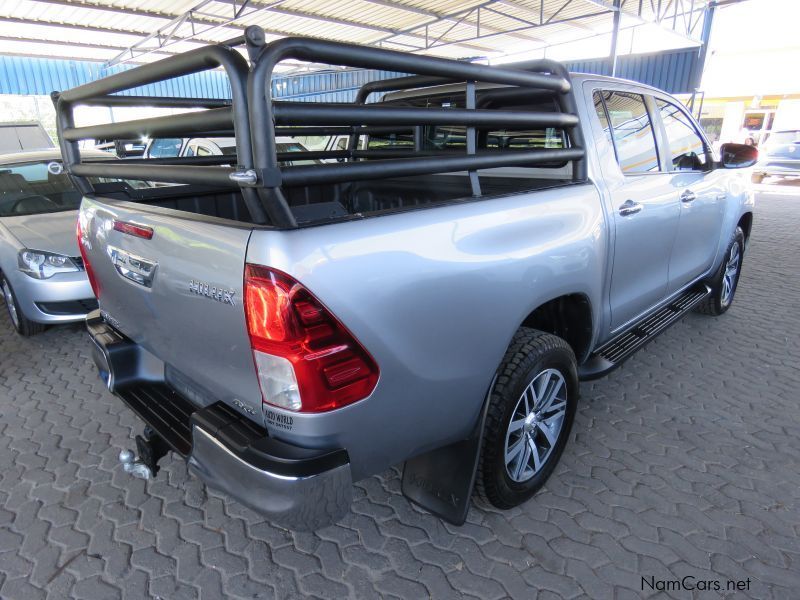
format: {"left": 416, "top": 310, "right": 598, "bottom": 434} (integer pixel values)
{"left": 579, "top": 283, "right": 711, "bottom": 380}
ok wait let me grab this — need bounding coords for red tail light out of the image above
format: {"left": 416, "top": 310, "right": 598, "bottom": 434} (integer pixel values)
{"left": 244, "top": 265, "right": 379, "bottom": 413}
{"left": 76, "top": 218, "right": 100, "bottom": 299}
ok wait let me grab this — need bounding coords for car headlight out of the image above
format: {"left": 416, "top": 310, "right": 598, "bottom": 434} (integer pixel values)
{"left": 18, "top": 249, "right": 80, "bottom": 279}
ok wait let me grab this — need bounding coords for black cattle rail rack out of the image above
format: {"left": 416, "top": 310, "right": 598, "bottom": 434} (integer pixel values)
{"left": 54, "top": 25, "right": 586, "bottom": 228}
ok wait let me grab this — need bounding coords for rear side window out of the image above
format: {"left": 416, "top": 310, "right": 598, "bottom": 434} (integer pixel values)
{"left": 656, "top": 99, "right": 709, "bottom": 171}
{"left": 485, "top": 127, "right": 564, "bottom": 150}
{"left": 593, "top": 91, "right": 614, "bottom": 148}
{"left": 598, "top": 91, "right": 660, "bottom": 174}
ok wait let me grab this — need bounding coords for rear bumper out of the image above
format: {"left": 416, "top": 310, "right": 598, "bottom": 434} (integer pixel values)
{"left": 188, "top": 420, "right": 352, "bottom": 531}
{"left": 86, "top": 310, "right": 353, "bottom": 530}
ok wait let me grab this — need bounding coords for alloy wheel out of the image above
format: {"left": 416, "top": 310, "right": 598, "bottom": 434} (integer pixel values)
{"left": 721, "top": 242, "right": 741, "bottom": 307}
{"left": 2, "top": 280, "right": 19, "bottom": 329}
{"left": 504, "top": 368, "right": 568, "bottom": 483}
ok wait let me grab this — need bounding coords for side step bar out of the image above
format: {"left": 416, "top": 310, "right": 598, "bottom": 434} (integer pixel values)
{"left": 579, "top": 283, "right": 711, "bottom": 380}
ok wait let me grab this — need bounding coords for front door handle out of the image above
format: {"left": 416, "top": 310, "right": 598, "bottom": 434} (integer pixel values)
{"left": 618, "top": 199, "right": 643, "bottom": 216}
{"left": 680, "top": 190, "right": 697, "bottom": 203}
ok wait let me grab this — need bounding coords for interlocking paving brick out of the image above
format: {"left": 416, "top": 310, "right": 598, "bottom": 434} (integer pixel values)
{"left": 1, "top": 189, "right": 800, "bottom": 598}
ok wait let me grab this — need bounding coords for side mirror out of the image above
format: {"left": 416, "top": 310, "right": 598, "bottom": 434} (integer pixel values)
{"left": 719, "top": 142, "right": 758, "bottom": 169}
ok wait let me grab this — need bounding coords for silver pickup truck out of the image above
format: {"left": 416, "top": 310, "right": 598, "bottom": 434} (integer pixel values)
{"left": 56, "top": 27, "right": 756, "bottom": 530}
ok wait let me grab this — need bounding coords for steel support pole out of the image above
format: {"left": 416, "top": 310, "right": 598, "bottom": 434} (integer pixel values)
{"left": 610, "top": 0, "right": 621, "bottom": 77}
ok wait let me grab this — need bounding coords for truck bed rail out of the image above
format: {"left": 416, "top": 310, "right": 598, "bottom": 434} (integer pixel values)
{"left": 55, "top": 25, "right": 586, "bottom": 228}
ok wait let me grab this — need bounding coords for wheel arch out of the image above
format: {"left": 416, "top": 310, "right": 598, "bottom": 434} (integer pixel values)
{"left": 738, "top": 211, "right": 753, "bottom": 244}
{"left": 520, "top": 293, "right": 594, "bottom": 364}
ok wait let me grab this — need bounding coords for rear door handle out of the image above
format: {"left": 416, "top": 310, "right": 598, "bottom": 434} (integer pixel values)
{"left": 618, "top": 199, "right": 643, "bottom": 216}
{"left": 680, "top": 190, "right": 696, "bottom": 203}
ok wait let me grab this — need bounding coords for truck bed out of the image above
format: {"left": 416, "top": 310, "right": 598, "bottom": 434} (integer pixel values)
{"left": 104, "top": 174, "right": 575, "bottom": 226}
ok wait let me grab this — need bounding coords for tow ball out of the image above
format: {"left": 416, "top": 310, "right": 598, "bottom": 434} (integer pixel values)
{"left": 118, "top": 426, "right": 171, "bottom": 480}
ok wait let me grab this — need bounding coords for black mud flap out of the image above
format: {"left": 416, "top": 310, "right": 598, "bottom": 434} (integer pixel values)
{"left": 401, "top": 378, "right": 494, "bottom": 525}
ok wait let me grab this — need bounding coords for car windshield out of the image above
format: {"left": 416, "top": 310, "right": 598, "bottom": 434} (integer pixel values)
{"left": 0, "top": 159, "right": 142, "bottom": 217}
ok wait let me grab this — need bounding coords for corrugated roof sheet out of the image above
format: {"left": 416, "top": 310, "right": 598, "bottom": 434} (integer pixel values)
{"left": 0, "top": 0, "right": 709, "bottom": 65}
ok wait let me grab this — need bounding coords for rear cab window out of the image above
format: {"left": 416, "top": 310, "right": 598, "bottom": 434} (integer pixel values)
{"left": 367, "top": 90, "right": 572, "bottom": 190}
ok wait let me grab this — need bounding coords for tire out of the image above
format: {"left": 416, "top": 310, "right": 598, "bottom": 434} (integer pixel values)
{"left": 2, "top": 276, "right": 45, "bottom": 336}
{"left": 476, "top": 328, "right": 578, "bottom": 509}
{"left": 696, "top": 226, "right": 745, "bottom": 317}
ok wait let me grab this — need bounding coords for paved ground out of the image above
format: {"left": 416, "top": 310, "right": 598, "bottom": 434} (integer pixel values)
{"left": 1, "top": 186, "right": 799, "bottom": 600}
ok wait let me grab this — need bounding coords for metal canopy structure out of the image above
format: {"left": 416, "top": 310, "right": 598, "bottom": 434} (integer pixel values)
{"left": 0, "top": 0, "right": 711, "bottom": 69}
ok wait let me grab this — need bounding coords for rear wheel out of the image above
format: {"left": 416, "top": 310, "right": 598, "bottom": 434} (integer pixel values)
{"left": 696, "top": 226, "right": 745, "bottom": 316}
{"left": 2, "top": 276, "right": 45, "bottom": 336}
{"left": 476, "top": 328, "right": 578, "bottom": 509}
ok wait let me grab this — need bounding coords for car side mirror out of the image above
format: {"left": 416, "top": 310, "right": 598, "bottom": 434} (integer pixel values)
{"left": 719, "top": 143, "right": 758, "bottom": 169}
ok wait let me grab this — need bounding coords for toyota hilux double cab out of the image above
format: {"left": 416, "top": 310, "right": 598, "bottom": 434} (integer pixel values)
{"left": 55, "top": 27, "right": 757, "bottom": 530}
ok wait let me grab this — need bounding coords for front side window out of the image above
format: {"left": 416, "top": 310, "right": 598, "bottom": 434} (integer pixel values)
{"left": 601, "top": 91, "right": 660, "bottom": 174}
{"left": 657, "top": 99, "right": 709, "bottom": 171}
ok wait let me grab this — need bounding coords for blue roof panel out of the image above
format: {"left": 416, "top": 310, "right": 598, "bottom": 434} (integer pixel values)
{"left": 0, "top": 47, "right": 699, "bottom": 101}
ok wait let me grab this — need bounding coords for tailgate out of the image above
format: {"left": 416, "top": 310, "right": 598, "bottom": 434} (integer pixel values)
{"left": 79, "top": 196, "right": 263, "bottom": 420}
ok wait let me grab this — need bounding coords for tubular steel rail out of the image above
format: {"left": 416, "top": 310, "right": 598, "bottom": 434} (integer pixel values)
{"left": 55, "top": 25, "right": 586, "bottom": 228}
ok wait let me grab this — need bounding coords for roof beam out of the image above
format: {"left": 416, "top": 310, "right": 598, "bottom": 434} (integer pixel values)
{"left": 619, "top": 0, "right": 707, "bottom": 43}
{"left": 23, "top": 0, "right": 245, "bottom": 42}
{"left": 0, "top": 15, "right": 207, "bottom": 43}
{"left": 0, "top": 12, "right": 232, "bottom": 52}
{"left": 0, "top": 34, "right": 177, "bottom": 58}
{"left": 423, "top": 9, "right": 613, "bottom": 51}
{"left": 580, "top": 0, "right": 619, "bottom": 9}
{"left": 248, "top": 4, "right": 499, "bottom": 53}
{"left": 376, "top": 0, "right": 618, "bottom": 53}
{"left": 370, "top": 0, "right": 550, "bottom": 50}
{"left": 103, "top": 0, "right": 288, "bottom": 66}
{"left": 494, "top": 0, "right": 595, "bottom": 32}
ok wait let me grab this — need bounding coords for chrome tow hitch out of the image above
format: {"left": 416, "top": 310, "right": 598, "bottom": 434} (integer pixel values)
{"left": 119, "top": 427, "right": 171, "bottom": 479}
{"left": 119, "top": 449, "right": 153, "bottom": 480}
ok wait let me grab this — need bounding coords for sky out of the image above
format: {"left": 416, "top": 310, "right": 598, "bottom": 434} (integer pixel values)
{"left": 701, "top": 0, "right": 800, "bottom": 96}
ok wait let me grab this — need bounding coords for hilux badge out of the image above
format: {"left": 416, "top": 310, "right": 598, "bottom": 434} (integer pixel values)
{"left": 189, "top": 279, "right": 236, "bottom": 306}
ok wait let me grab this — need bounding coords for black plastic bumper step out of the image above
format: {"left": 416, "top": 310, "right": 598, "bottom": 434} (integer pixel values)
{"left": 116, "top": 383, "right": 196, "bottom": 456}
{"left": 579, "top": 283, "right": 711, "bottom": 380}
